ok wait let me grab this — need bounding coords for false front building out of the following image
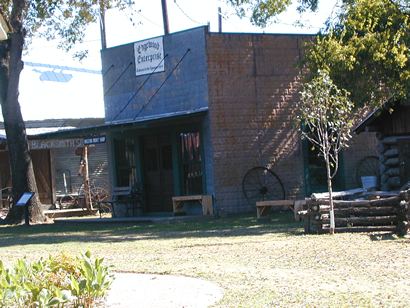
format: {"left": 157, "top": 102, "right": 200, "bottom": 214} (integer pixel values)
{"left": 100, "top": 26, "right": 376, "bottom": 215}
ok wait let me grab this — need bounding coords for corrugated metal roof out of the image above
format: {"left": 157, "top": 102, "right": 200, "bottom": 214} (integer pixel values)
{"left": 33, "top": 108, "right": 209, "bottom": 139}
{"left": 0, "top": 118, "right": 105, "bottom": 140}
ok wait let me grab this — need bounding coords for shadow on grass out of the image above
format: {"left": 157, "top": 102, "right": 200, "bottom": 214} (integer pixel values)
{"left": 0, "top": 212, "right": 303, "bottom": 248}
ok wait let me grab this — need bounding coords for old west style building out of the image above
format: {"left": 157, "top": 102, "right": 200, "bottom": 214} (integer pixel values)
{"left": 35, "top": 26, "right": 377, "bottom": 215}
{"left": 97, "top": 26, "right": 376, "bottom": 215}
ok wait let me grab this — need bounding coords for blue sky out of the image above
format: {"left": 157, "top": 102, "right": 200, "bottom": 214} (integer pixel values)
{"left": 12, "top": 0, "right": 337, "bottom": 121}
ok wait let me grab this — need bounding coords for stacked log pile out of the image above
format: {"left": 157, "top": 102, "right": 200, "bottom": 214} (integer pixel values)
{"left": 379, "top": 136, "right": 409, "bottom": 190}
{"left": 302, "top": 189, "right": 410, "bottom": 235}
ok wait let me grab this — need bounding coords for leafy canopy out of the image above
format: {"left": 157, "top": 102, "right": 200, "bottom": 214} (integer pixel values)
{"left": 304, "top": 0, "right": 410, "bottom": 107}
{"left": 0, "top": 0, "right": 133, "bottom": 58}
{"left": 226, "top": 0, "right": 319, "bottom": 27}
{"left": 227, "top": 0, "right": 409, "bottom": 107}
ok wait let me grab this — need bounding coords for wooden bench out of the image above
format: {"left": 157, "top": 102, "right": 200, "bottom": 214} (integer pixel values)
{"left": 172, "top": 195, "right": 213, "bottom": 216}
{"left": 256, "top": 200, "right": 306, "bottom": 221}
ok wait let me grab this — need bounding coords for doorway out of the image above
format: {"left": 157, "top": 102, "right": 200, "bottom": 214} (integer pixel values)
{"left": 303, "top": 141, "right": 344, "bottom": 195}
{"left": 142, "top": 134, "right": 174, "bottom": 212}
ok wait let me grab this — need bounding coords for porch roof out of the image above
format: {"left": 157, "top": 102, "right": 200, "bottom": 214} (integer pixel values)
{"left": 32, "top": 107, "right": 209, "bottom": 140}
{"left": 354, "top": 99, "right": 399, "bottom": 134}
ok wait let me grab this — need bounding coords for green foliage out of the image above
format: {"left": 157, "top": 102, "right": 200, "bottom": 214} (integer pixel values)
{"left": 0, "top": 0, "right": 134, "bottom": 58}
{"left": 0, "top": 251, "right": 113, "bottom": 308}
{"left": 228, "top": 0, "right": 409, "bottom": 107}
{"left": 226, "top": 0, "right": 319, "bottom": 26}
{"left": 297, "top": 70, "right": 354, "bottom": 178}
{"left": 304, "top": 0, "right": 410, "bottom": 107}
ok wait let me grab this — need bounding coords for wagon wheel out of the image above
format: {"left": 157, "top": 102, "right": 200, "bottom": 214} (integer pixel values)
{"left": 242, "top": 166, "right": 285, "bottom": 206}
{"left": 91, "top": 187, "right": 112, "bottom": 216}
{"left": 58, "top": 195, "right": 77, "bottom": 209}
{"left": 90, "top": 186, "right": 109, "bottom": 203}
{"left": 355, "top": 155, "right": 380, "bottom": 186}
{"left": 77, "top": 185, "right": 109, "bottom": 210}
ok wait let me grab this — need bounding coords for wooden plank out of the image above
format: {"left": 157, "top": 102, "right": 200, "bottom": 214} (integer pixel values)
{"left": 294, "top": 200, "right": 306, "bottom": 221}
{"left": 172, "top": 195, "right": 213, "bottom": 216}
{"left": 311, "top": 188, "right": 365, "bottom": 200}
{"left": 172, "top": 195, "right": 203, "bottom": 202}
{"left": 201, "top": 195, "right": 213, "bottom": 216}
{"left": 256, "top": 200, "right": 294, "bottom": 207}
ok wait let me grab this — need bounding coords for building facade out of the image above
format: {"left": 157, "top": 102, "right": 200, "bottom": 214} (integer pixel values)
{"left": 0, "top": 119, "right": 109, "bottom": 206}
{"left": 102, "top": 26, "right": 377, "bottom": 215}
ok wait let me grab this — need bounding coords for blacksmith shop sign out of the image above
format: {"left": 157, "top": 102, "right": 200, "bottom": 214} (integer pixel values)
{"left": 134, "top": 37, "right": 165, "bottom": 76}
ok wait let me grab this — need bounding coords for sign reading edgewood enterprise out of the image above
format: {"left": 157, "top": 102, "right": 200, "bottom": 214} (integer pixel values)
{"left": 134, "top": 37, "right": 165, "bottom": 76}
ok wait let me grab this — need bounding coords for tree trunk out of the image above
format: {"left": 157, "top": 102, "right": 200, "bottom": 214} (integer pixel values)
{"left": 325, "top": 153, "right": 335, "bottom": 234}
{"left": 0, "top": 0, "right": 45, "bottom": 224}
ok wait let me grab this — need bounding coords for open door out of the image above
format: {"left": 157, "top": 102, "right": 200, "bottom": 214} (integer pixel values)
{"left": 142, "top": 134, "right": 174, "bottom": 212}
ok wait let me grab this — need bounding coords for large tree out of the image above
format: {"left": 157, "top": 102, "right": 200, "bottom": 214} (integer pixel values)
{"left": 226, "top": 0, "right": 320, "bottom": 27}
{"left": 305, "top": 0, "right": 409, "bottom": 108}
{"left": 228, "top": 0, "right": 410, "bottom": 107}
{"left": 0, "top": 0, "right": 132, "bottom": 224}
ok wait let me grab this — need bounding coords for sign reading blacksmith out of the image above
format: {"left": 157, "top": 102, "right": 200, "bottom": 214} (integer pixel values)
{"left": 134, "top": 37, "right": 165, "bottom": 76}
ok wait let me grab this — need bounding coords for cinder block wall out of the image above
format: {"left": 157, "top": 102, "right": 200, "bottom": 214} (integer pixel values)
{"left": 206, "top": 33, "right": 310, "bottom": 214}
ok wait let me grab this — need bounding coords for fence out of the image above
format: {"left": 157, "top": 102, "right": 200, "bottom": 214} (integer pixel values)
{"left": 301, "top": 189, "right": 410, "bottom": 235}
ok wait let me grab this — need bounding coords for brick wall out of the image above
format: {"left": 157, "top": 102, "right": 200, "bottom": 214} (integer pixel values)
{"left": 206, "top": 33, "right": 311, "bottom": 214}
{"left": 206, "top": 33, "right": 379, "bottom": 214}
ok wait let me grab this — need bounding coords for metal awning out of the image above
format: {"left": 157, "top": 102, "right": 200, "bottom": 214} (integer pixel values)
{"left": 33, "top": 108, "right": 209, "bottom": 140}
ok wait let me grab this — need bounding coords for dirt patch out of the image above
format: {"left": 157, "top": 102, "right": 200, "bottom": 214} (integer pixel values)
{"left": 105, "top": 273, "right": 223, "bottom": 307}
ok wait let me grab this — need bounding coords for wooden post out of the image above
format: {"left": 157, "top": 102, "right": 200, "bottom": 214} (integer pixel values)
{"left": 218, "top": 7, "right": 222, "bottom": 33}
{"left": 83, "top": 145, "right": 93, "bottom": 211}
{"left": 161, "top": 0, "right": 169, "bottom": 35}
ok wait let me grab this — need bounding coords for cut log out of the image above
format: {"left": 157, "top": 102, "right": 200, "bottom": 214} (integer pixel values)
{"left": 382, "top": 136, "right": 398, "bottom": 145}
{"left": 322, "top": 225, "right": 397, "bottom": 233}
{"left": 309, "top": 196, "right": 401, "bottom": 208}
{"left": 315, "top": 206, "right": 398, "bottom": 217}
{"left": 321, "top": 215, "right": 397, "bottom": 227}
{"left": 386, "top": 168, "right": 400, "bottom": 176}
{"left": 311, "top": 188, "right": 365, "bottom": 200}
{"left": 396, "top": 221, "right": 409, "bottom": 237}
{"left": 384, "top": 148, "right": 399, "bottom": 158}
{"left": 385, "top": 158, "right": 399, "bottom": 166}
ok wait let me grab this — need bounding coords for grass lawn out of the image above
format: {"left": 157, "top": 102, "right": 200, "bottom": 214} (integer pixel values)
{"left": 1, "top": 212, "right": 410, "bottom": 307}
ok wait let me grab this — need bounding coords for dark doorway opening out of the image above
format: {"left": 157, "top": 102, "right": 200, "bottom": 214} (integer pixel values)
{"left": 142, "top": 134, "right": 174, "bottom": 212}
{"left": 303, "top": 141, "right": 344, "bottom": 195}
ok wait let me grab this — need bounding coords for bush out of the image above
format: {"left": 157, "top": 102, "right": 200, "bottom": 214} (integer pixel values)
{"left": 0, "top": 251, "right": 113, "bottom": 307}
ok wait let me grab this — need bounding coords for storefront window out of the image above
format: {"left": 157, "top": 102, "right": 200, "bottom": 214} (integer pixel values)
{"left": 180, "top": 132, "right": 203, "bottom": 195}
{"left": 114, "top": 139, "right": 136, "bottom": 187}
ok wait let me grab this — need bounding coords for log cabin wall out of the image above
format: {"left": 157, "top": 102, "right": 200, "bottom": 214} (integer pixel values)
{"left": 378, "top": 135, "right": 410, "bottom": 190}
{"left": 367, "top": 104, "right": 410, "bottom": 190}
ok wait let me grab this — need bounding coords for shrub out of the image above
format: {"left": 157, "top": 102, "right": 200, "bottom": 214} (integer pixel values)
{"left": 0, "top": 251, "right": 113, "bottom": 307}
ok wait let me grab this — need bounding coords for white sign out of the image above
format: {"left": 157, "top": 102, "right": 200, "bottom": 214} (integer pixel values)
{"left": 134, "top": 37, "right": 165, "bottom": 76}
{"left": 84, "top": 136, "right": 106, "bottom": 145}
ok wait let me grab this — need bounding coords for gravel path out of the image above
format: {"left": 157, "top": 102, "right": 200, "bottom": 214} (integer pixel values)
{"left": 105, "top": 273, "right": 224, "bottom": 307}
